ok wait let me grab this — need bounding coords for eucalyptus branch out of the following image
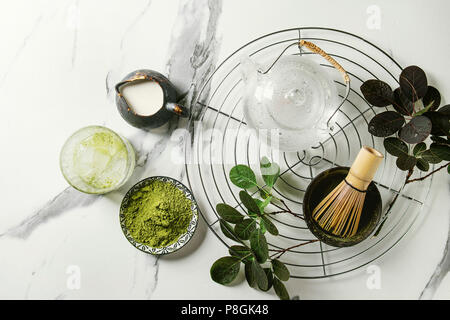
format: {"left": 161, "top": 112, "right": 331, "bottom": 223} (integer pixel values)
{"left": 365, "top": 65, "right": 449, "bottom": 237}
{"left": 373, "top": 168, "right": 413, "bottom": 237}
{"left": 405, "top": 162, "right": 449, "bottom": 184}
{"left": 268, "top": 210, "right": 291, "bottom": 215}
{"left": 256, "top": 184, "right": 304, "bottom": 219}
{"left": 278, "top": 198, "right": 304, "bottom": 220}
{"left": 269, "top": 239, "right": 319, "bottom": 260}
{"left": 373, "top": 160, "right": 448, "bottom": 237}
{"left": 212, "top": 160, "right": 297, "bottom": 300}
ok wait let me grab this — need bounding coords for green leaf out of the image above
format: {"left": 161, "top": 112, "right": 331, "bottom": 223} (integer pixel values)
{"left": 260, "top": 157, "right": 280, "bottom": 188}
{"left": 259, "top": 188, "right": 271, "bottom": 199}
{"left": 229, "top": 165, "right": 257, "bottom": 189}
{"left": 216, "top": 203, "right": 244, "bottom": 223}
{"left": 271, "top": 259, "right": 290, "bottom": 281}
{"left": 421, "top": 149, "right": 442, "bottom": 164}
{"left": 368, "top": 111, "right": 405, "bottom": 137}
{"left": 234, "top": 219, "right": 257, "bottom": 240}
{"left": 260, "top": 268, "right": 273, "bottom": 292}
{"left": 422, "top": 86, "right": 441, "bottom": 111}
{"left": 244, "top": 262, "right": 256, "bottom": 288}
{"left": 396, "top": 154, "right": 417, "bottom": 171}
{"left": 239, "top": 191, "right": 261, "bottom": 215}
{"left": 438, "top": 104, "right": 450, "bottom": 116}
{"left": 423, "top": 111, "right": 450, "bottom": 136}
{"left": 383, "top": 137, "right": 408, "bottom": 157}
{"left": 399, "top": 65, "right": 428, "bottom": 102}
{"left": 250, "top": 229, "right": 269, "bottom": 263}
{"left": 259, "top": 218, "right": 267, "bottom": 234}
{"left": 393, "top": 87, "right": 414, "bottom": 116}
{"left": 255, "top": 196, "right": 272, "bottom": 212}
{"left": 273, "top": 277, "right": 290, "bottom": 300}
{"left": 251, "top": 259, "right": 268, "bottom": 291}
{"left": 360, "top": 79, "right": 394, "bottom": 107}
{"left": 416, "top": 158, "right": 429, "bottom": 172}
{"left": 210, "top": 256, "right": 241, "bottom": 285}
{"left": 414, "top": 100, "right": 434, "bottom": 116}
{"left": 430, "top": 143, "right": 450, "bottom": 161}
{"left": 413, "top": 142, "right": 427, "bottom": 156}
{"left": 430, "top": 136, "right": 450, "bottom": 145}
{"left": 399, "top": 115, "right": 432, "bottom": 144}
{"left": 247, "top": 210, "right": 258, "bottom": 220}
{"left": 261, "top": 216, "right": 279, "bottom": 236}
{"left": 220, "top": 220, "right": 241, "bottom": 243}
{"left": 229, "top": 245, "right": 252, "bottom": 262}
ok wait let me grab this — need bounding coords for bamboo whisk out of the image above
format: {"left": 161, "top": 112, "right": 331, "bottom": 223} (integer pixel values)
{"left": 312, "top": 146, "right": 383, "bottom": 237}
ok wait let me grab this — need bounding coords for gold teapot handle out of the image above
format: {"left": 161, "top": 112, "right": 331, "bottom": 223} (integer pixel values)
{"left": 299, "top": 40, "right": 350, "bottom": 84}
{"left": 298, "top": 40, "right": 351, "bottom": 127}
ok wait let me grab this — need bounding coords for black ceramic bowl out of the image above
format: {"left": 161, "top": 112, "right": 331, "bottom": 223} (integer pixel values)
{"left": 303, "top": 167, "right": 382, "bottom": 247}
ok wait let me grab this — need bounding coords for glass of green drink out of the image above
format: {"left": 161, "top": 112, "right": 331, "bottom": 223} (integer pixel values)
{"left": 60, "top": 126, "right": 135, "bottom": 194}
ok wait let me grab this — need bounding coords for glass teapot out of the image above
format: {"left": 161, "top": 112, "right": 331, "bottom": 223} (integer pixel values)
{"left": 240, "top": 40, "right": 350, "bottom": 152}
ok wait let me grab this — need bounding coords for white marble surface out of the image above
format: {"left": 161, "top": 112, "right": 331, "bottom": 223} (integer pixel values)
{"left": 0, "top": 0, "right": 449, "bottom": 299}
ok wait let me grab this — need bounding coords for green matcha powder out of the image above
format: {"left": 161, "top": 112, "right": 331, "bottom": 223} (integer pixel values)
{"left": 123, "top": 180, "right": 193, "bottom": 248}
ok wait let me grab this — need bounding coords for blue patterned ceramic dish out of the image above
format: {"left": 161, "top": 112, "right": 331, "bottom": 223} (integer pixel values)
{"left": 119, "top": 176, "right": 199, "bottom": 255}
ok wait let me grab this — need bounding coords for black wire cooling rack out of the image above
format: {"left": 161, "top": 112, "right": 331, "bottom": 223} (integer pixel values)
{"left": 184, "top": 27, "right": 433, "bottom": 279}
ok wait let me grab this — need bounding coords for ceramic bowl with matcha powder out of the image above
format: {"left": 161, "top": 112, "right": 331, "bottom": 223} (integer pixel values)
{"left": 60, "top": 126, "right": 135, "bottom": 194}
{"left": 119, "top": 176, "right": 199, "bottom": 255}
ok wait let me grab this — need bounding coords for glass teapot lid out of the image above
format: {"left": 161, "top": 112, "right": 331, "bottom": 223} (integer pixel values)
{"left": 240, "top": 40, "right": 350, "bottom": 152}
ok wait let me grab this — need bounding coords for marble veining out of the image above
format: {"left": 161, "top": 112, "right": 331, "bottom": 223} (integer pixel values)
{"left": 120, "top": 0, "right": 153, "bottom": 51}
{"left": 104, "top": 0, "right": 153, "bottom": 103}
{"left": 68, "top": 0, "right": 80, "bottom": 68}
{"left": 0, "top": 0, "right": 223, "bottom": 299}
{"left": 0, "top": 0, "right": 449, "bottom": 300}
{"left": 0, "top": 0, "right": 222, "bottom": 241}
{"left": 0, "top": 187, "right": 99, "bottom": 239}
{"left": 166, "top": 0, "right": 223, "bottom": 120}
{"left": 420, "top": 213, "right": 450, "bottom": 299}
{"left": 128, "top": 253, "right": 160, "bottom": 299}
{"left": 0, "top": 14, "right": 43, "bottom": 87}
{"left": 128, "top": 0, "right": 222, "bottom": 295}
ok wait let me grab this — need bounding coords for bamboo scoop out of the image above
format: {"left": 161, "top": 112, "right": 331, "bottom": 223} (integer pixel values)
{"left": 312, "top": 146, "right": 384, "bottom": 237}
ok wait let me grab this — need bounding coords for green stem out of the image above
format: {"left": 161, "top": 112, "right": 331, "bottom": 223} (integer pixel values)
{"left": 277, "top": 199, "right": 303, "bottom": 219}
{"left": 373, "top": 167, "right": 413, "bottom": 237}
{"left": 269, "top": 240, "right": 319, "bottom": 260}
{"left": 405, "top": 162, "right": 449, "bottom": 184}
{"left": 375, "top": 162, "right": 448, "bottom": 238}
{"left": 254, "top": 185, "right": 302, "bottom": 219}
{"left": 267, "top": 210, "right": 289, "bottom": 215}
{"left": 239, "top": 253, "right": 253, "bottom": 262}
{"left": 229, "top": 247, "right": 254, "bottom": 262}
{"left": 254, "top": 184, "right": 270, "bottom": 197}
